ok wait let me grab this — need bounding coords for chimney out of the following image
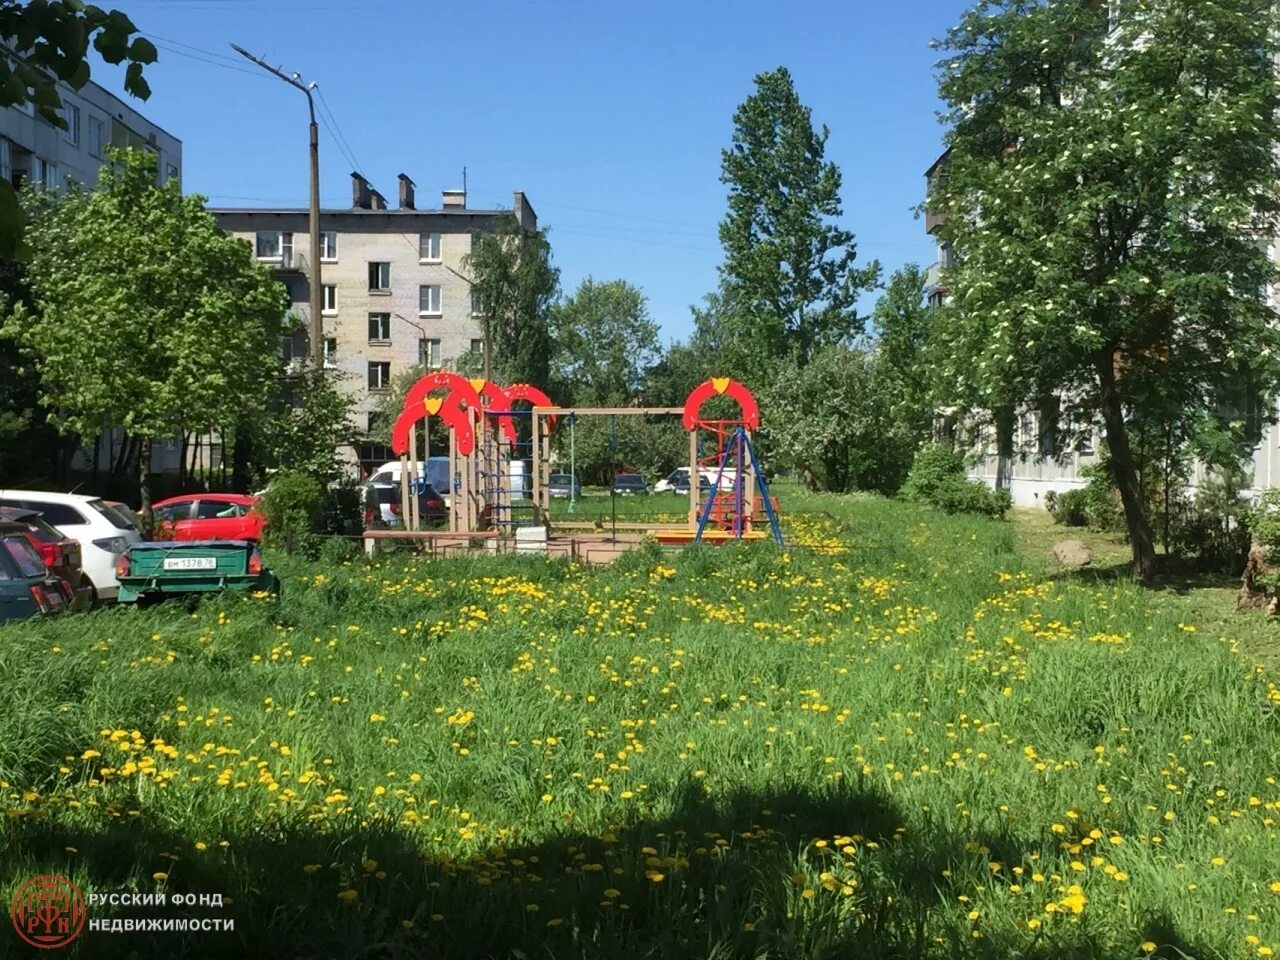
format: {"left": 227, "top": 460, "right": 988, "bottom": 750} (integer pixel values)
{"left": 442, "top": 189, "right": 466, "bottom": 209}
{"left": 397, "top": 173, "right": 416, "bottom": 210}
{"left": 370, "top": 189, "right": 387, "bottom": 211}
{"left": 351, "top": 172, "right": 371, "bottom": 209}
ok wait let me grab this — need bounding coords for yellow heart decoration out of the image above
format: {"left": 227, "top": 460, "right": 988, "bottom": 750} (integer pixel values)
{"left": 469, "top": 378, "right": 487, "bottom": 393}
{"left": 711, "top": 377, "right": 730, "bottom": 394}
{"left": 424, "top": 397, "right": 443, "bottom": 416}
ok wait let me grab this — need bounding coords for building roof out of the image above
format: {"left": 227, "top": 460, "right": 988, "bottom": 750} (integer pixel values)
{"left": 924, "top": 147, "right": 952, "bottom": 179}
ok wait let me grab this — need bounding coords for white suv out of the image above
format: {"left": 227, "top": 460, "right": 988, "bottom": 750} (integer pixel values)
{"left": 0, "top": 491, "right": 142, "bottom": 602}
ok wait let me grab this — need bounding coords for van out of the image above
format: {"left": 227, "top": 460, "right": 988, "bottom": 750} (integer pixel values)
{"left": 368, "top": 457, "right": 452, "bottom": 504}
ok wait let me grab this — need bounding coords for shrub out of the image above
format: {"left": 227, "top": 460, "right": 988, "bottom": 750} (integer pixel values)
{"left": 1078, "top": 462, "right": 1125, "bottom": 533}
{"left": 258, "top": 471, "right": 324, "bottom": 549}
{"left": 1045, "top": 488, "right": 1089, "bottom": 527}
{"left": 320, "top": 478, "right": 362, "bottom": 536}
{"left": 902, "top": 444, "right": 1010, "bottom": 519}
{"left": 318, "top": 535, "right": 365, "bottom": 566}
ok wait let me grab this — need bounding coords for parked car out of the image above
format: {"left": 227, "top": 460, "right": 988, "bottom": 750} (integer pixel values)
{"left": 0, "top": 507, "right": 92, "bottom": 611}
{"left": 611, "top": 473, "right": 649, "bottom": 496}
{"left": 672, "top": 474, "right": 712, "bottom": 497}
{"left": 0, "top": 521, "right": 71, "bottom": 621}
{"left": 151, "top": 494, "right": 266, "bottom": 542}
{"left": 367, "top": 458, "right": 452, "bottom": 507}
{"left": 362, "top": 482, "right": 447, "bottom": 528}
{"left": 0, "top": 491, "right": 141, "bottom": 602}
{"left": 548, "top": 473, "right": 581, "bottom": 498}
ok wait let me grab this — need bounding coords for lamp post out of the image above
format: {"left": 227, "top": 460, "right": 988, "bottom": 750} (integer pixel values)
{"left": 231, "top": 44, "right": 324, "bottom": 367}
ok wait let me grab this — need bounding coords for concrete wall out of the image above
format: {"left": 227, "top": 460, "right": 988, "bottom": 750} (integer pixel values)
{"left": 0, "top": 80, "right": 181, "bottom": 190}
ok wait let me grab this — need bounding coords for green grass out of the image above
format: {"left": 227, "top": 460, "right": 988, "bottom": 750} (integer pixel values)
{"left": 1, "top": 493, "right": 1278, "bottom": 958}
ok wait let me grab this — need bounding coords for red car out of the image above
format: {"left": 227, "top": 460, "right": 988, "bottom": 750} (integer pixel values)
{"left": 151, "top": 494, "right": 266, "bottom": 542}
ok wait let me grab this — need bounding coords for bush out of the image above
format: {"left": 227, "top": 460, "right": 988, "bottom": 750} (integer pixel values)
{"left": 318, "top": 535, "right": 365, "bottom": 566}
{"left": 1045, "top": 488, "right": 1089, "bottom": 526}
{"left": 902, "top": 444, "right": 1010, "bottom": 519}
{"left": 1078, "top": 462, "right": 1125, "bottom": 533}
{"left": 320, "top": 478, "right": 362, "bottom": 536}
{"left": 258, "top": 471, "right": 324, "bottom": 549}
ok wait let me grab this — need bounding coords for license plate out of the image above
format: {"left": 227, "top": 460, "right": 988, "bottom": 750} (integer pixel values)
{"left": 163, "top": 556, "right": 216, "bottom": 571}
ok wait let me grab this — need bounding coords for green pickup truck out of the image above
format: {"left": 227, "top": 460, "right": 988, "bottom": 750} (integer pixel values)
{"left": 114, "top": 540, "right": 279, "bottom": 605}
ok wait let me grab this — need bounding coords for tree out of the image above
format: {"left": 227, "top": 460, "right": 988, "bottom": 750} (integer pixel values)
{"left": 871, "top": 264, "right": 935, "bottom": 472}
{"left": 550, "top": 278, "right": 660, "bottom": 405}
{"left": 932, "top": 0, "right": 1280, "bottom": 581}
{"left": 716, "top": 67, "right": 880, "bottom": 383}
{"left": 245, "top": 369, "right": 357, "bottom": 488}
{"left": 463, "top": 213, "right": 560, "bottom": 388}
{"left": 1, "top": 149, "right": 287, "bottom": 531}
{"left": 0, "top": 1, "right": 155, "bottom": 257}
{"left": 764, "top": 346, "right": 921, "bottom": 495}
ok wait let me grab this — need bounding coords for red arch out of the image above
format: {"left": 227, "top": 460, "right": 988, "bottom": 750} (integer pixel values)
{"left": 682, "top": 377, "right": 760, "bottom": 430}
{"left": 506, "top": 383, "right": 557, "bottom": 432}
{"left": 470, "top": 379, "right": 519, "bottom": 445}
{"left": 392, "top": 373, "right": 483, "bottom": 457}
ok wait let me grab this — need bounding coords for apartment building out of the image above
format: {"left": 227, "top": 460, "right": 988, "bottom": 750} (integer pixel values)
{"left": 0, "top": 76, "right": 182, "bottom": 193}
{"left": 213, "top": 175, "right": 537, "bottom": 474}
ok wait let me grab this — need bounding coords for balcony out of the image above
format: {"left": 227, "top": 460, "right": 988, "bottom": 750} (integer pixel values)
{"left": 925, "top": 207, "right": 948, "bottom": 234}
{"left": 260, "top": 250, "right": 309, "bottom": 276}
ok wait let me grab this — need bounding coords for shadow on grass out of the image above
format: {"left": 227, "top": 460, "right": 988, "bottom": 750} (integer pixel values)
{"left": 3, "top": 780, "right": 1211, "bottom": 960}
{"left": 1044, "top": 555, "right": 1243, "bottom": 596}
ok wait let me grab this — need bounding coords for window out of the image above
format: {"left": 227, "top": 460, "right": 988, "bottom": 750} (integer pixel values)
{"left": 165, "top": 163, "right": 178, "bottom": 185}
{"left": 280, "top": 336, "right": 294, "bottom": 363}
{"left": 368, "top": 261, "right": 390, "bottom": 291}
{"left": 322, "top": 284, "right": 337, "bottom": 315}
{"left": 420, "top": 338, "right": 442, "bottom": 369}
{"left": 368, "top": 312, "right": 391, "bottom": 342}
{"left": 470, "top": 290, "right": 485, "bottom": 316}
{"left": 3, "top": 537, "right": 43, "bottom": 578}
{"left": 256, "top": 231, "right": 282, "bottom": 259}
{"left": 927, "top": 291, "right": 945, "bottom": 309}
{"left": 367, "top": 412, "right": 384, "bottom": 435}
{"left": 280, "top": 232, "right": 294, "bottom": 266}
{"left": 323, "top": 338, "right": 337, "bottom": 369}
{"left": 88, "top": 116, "right": 104, "bottom": 158}
{"left": 0, "top": 139, "right": 10, "bottom": 184}
{"left": 64, "top": 103, "right": 79, "bottom": 145}
{"left": 1019, "top": 412, "right": 1036, "bottom": 451}
{"left": 152, "top": 502, "right": 190, "bottom": 524}
{"left": 368, "top": 361, "right": 391, "bottom": 391}
{"left": 419, "top": 232, "right": 441, "bottom": 261}
{"left": 470, "top": 338, "right": 484, "bottom": 354}
{"left": 320, "top": 231, "right": 338, "bottom": 261}
{"left": 197, "top": 500, "right": 247, "bottom": 520}
{"left": 419, "top": 284, "right": 441, "bottom": 315}
{"left": 32, "top": 158, "right": 57, "bottom": 190}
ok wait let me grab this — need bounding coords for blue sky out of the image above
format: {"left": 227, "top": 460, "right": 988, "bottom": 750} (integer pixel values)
{"left": 97, "top": 0, "right": 971, "bottom": 343}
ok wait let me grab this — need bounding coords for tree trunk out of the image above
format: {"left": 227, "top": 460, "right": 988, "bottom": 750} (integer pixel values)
{"left": 1096, "top": 354, "right": 1157, "bottom": 582}
{"left": 231, "top": 424, "right": 252, "bottom": 494}
{"left": 138, "top": 436, "right": 154, "bottom": 539}
{"left": 995, "top": 407, "right": 1014, "bottom": 492}
{"left": 178, "top": 429, "right": 189, "bottom": 490}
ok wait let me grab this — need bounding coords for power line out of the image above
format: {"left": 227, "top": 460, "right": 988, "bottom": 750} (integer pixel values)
{"left": 141, "top": 32, "right": 246, "bottom": 65}
{"left": 147, "top": 39, "right": 272, "bottom": 80}
{"left": 315, "top": 84, "right": 363, "bottom": 174}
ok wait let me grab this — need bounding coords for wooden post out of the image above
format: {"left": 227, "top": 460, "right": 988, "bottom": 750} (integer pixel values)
{"left": 531, "top": 411, "right": 541, "bottom": 519}
{"left": 408, "top": 424, "right": 420, "bottom": 532}
{"left": 399, "top": 448, "right": 411, "bottom": 532}
{"left": 688, "top": 427, "right": 699, "bottom": 528}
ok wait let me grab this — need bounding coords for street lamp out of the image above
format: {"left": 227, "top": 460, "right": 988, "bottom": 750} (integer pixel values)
{"left": 231, "top": 44, "right": 324, "bottom": 367}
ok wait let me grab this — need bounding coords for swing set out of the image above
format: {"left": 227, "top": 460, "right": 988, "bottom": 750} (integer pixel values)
{"left": 383, "top": 374, "right": 782, "bottom": 550}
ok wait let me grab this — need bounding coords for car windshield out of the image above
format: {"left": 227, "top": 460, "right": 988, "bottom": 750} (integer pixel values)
{"left": 90, "top": 499, "right": 136, "bottom": 530}
{"left": 550, "top": 475, "right": 574, "bottom": 484}
{"left": 616, "top": 475, "right": 644, "bottom": 486}
{"left": 2, "top": 536, "right": 44, "bottom": 578}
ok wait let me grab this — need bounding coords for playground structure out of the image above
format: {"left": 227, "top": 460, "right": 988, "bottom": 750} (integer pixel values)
{"left": 381, "top": 374, "right": 782, "bottom": 556}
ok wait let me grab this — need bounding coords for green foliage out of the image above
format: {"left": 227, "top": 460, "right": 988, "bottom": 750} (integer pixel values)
{"left": 1044, "top": 489, "right": 1088, "bottom": 527}
{"left": 764, "top": 346, "right": 917, "bottom": 495}
{"left": 319, "top": 478, "right": 363, "bottom": 538}
{"left": 248, "top": 369, "right": 357, "bottom": 487}
{"left": 258, "top": 470, "right": 324, "bottom": 548}
{"left": 550, "top": 278, "right": 660, "bottom": 405}
{"left": 463, "top": 213, "right": 560, "bottom": 388}
{"left": 1248, "top": 488, "right": 1280, "bottom": 556}
{"left": 902, "top": 443, "right": 1010, "bottom": 519}
{"left": 1168, "top": 466, "right": 1252, "bottom": 574}
{"left": 0, "top": 149, "right": 286, "bottom": 521}
{"left": 0, "top": 2, "right": 154, "bottom": 257}
{"left": 714, "top": 67, "right": 880, "bottom": 384}
{"left": 553, "top": 414, "right": 686, "bottom": 487}
{"left": 932, "top": 0, "right": 1280, "bottom": 578}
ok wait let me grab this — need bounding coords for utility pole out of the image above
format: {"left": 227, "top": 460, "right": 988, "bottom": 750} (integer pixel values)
{"left": 231, "top": 44, "right": 324, "bottom": 366}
